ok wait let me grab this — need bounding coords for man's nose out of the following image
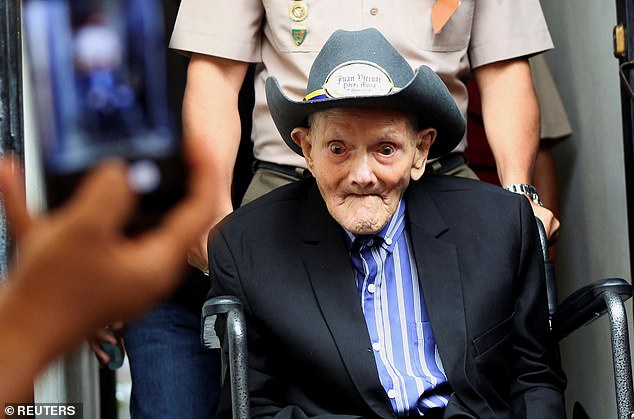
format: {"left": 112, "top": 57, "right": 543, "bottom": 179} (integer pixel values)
{"left": 349, "top": 154, "right": 377, "bottom": 186}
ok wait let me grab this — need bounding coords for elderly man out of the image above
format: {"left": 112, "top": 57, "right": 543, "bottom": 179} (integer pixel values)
{"left": 208, "top": 28, "right": 566, "bottom": 418}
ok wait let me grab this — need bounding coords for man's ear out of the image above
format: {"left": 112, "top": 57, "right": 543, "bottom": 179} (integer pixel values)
{"left": 290, "top": 127, "right": 313, "bottom": 167}
{"left": 411, "top": 128, "right": 436, "bottom": 181}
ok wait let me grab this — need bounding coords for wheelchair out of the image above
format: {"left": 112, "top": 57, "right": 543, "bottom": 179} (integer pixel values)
{"left": 202, "top": 220, "right": 633, "bottom": 419}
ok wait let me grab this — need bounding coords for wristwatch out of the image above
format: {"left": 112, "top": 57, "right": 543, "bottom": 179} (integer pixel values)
{"left": 503, "top": 183, "right": 543, "bottom": 206}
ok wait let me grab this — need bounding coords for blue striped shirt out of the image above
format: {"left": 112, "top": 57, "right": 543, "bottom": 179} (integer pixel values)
{"left": 344, "top": 199, "right": 450, "bottom": 416}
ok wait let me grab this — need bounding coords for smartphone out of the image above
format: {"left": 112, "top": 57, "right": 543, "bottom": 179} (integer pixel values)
{"left": 23, "top": 0, "right": 186, "bottom": 234}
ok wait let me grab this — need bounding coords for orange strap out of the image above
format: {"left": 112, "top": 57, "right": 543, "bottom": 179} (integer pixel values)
{"left": 431, "top": 0, "right": 459, "bottom": 34}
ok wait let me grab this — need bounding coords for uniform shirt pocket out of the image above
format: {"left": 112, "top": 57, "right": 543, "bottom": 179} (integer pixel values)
{"left": 405, "top": 0, "right": 475, "bottom": 52}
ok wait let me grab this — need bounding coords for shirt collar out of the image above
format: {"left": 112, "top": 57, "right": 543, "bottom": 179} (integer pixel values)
{"left": 343, "top": 199, "right": 407, "bottom": 254}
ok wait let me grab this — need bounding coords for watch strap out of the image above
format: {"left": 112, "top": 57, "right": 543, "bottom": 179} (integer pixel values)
{"left": 503, "top": 183, "right": 543, "bottom": 206}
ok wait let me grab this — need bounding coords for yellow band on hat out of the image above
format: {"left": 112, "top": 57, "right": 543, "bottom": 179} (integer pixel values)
{"left": 304, "top": 88, "right": 329, "bottom": 102}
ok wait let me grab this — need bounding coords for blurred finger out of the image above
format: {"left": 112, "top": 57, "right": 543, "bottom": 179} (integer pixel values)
{"left": 151, "top": 139, "right": 215, "bottom": 247}
{"left": 68, "top": 160, "right": 137, "bottom": 234}
{"left": 93, "top": 328, "right": 118, "bottom": 345}
{"left": 88, "top": 340, "right": 111, "bottom": 366}
{"left": 0, "top": 155, "right": 32, "bottom": 239}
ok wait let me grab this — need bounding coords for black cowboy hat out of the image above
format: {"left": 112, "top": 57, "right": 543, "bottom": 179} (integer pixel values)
{"left": 265, "top": 28, "right": 465, "bottom": 159}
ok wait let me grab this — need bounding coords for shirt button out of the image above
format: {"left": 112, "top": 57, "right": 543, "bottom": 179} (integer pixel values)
{"left": 370, "top": 7, "right": 379, "bottom": 15}
{"left": 367, "top": 283, "right": 376, "bottom": 293}
{"left": 387, "top": 389, "right": 397, "bottom": 399}
{"left": 372, "top": 342, "right": 381, "bottom": 351}
{"left": 384, "top": 237, "right": 392, "bottom": 245}
{"left": 367, "top": 239, "right": 374, "bottom": 246}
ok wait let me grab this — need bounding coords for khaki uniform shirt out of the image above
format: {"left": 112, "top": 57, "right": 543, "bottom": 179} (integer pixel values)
{"left": 529, "top": 54, "right": 572, "bottom": 142}
{"left": 170, "top": 0, "right": 553, "bottom": 168}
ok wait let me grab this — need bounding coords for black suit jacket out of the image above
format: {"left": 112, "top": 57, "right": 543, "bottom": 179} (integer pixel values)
{"left": 208, "top": 174, "right": 566, "bottom": 419}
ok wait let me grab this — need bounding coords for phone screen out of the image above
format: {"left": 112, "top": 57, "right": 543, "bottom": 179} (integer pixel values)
{"left": 23, "top": 0, "right": 186, "bottom": 232}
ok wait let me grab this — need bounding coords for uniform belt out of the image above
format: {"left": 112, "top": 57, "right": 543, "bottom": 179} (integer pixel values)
{"left": 426, "top": 152, "right": 467, "bottom": 175}
{"left": 255, "top": 152, "right": 466, "bottom": 179}
{"left": 253, "top": 160, "right": 312, "bottom": 180}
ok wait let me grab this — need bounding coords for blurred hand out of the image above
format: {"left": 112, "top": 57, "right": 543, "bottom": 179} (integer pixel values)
{"left": 0, "top": 139, "right": 216, "bottom": 350}
{"left": 88, "top": 322, "right": 125, "bottom": 366}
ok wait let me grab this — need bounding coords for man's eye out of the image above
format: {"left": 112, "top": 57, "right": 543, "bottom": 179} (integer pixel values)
{"left": 379, "top": 145, "right": 395, "bottom": 155}
{"left": 329, "top": 143, "right": 345, "bottom": 154}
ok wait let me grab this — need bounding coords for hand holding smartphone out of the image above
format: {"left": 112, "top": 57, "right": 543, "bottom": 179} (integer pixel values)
{"left": 23, "top": 0, "right": 187, "bottom": 233}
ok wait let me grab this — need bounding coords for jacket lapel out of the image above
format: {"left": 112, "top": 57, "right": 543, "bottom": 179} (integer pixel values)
{"left": 405, "top": 182, "right": 469, "bottom": 388}
{"left": 300, "top": 184, "right": 394, "bottom": 418}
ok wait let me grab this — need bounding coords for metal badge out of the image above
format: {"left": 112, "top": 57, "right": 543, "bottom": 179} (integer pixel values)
{"left": 292, "top": 25, "right": 307, "bottom": 46}
{"left": 289, "top": 1, "right": 308, "bottom": 22}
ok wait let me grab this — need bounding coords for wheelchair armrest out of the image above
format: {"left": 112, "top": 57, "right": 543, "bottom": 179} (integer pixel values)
{"left": 201, "top": 295, "right": 250, "bottom": 418}
{"left": 551, "top": 277, "right": 632, "bottom": 341}
{"left": 201, "top": 296, "right": 244, "bottom": 350}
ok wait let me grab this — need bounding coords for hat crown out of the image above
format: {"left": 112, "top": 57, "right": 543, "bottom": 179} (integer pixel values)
{"left": 305, "top": 28, "right": 414, "bottom": 96}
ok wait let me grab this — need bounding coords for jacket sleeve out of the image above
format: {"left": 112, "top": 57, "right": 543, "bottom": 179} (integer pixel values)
{"left": 509, "top": 197, "right": 567, "bottom": 418}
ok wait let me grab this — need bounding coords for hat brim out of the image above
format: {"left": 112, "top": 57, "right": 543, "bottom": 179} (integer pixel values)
{"left": 265, "top": 65, "right": 465, "bottom": 160}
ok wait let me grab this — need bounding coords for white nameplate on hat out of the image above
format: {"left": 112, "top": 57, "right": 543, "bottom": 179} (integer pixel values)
{"left": 323, "top": 61, "right": 395, "bottom": 98}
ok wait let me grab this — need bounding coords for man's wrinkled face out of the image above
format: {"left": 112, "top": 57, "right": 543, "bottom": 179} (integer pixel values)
{"left": 291, "top": 107, "right": 435, "bottom": 235}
